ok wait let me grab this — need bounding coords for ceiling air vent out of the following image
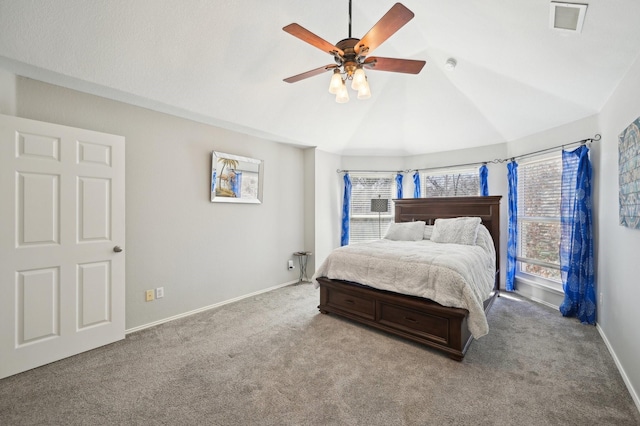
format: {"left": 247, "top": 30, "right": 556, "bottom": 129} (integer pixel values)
{"left": 549, "top": 2, "right": 588, "bottom": 33}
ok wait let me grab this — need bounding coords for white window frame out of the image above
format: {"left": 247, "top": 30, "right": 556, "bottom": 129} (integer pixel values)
{"left": 516, "top": 153, "right": 563, "bottom": 291}
{"left": 349, "top": 173, "right": 395, "bottom": 243}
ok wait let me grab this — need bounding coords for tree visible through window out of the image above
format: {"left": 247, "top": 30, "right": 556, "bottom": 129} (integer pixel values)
{"left": 517, "top": 155, "right": 562, "bottom": 283}
{"left": 421, "top": 168, "right": 480, "bottom": 197}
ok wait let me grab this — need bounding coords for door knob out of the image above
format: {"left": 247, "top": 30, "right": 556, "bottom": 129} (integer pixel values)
{"left": 113, "top": 246, "right": 123, "bottom": 253}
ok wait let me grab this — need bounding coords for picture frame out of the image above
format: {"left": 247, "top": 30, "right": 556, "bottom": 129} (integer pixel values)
{"left": 618, "top": 117, "right": 640, "bottom": 229}
{"left": 211, "top": 151, "right": 263, "bottom": 204}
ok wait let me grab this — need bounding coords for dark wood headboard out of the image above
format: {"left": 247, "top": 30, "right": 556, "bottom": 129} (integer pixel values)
{"left": 394, "top": 196, "right": 502, "bottom": 270}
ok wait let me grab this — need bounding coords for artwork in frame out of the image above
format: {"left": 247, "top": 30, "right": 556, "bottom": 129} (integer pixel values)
{"left": 618, "top": 116, "right": 640, "bottom": 229}
{"left": 211, "top": 151, "right": 263, "bottom": 204}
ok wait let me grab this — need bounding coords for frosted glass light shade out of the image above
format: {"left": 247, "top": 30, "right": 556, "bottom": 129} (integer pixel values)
{"left": 328, "top": 70, "right": 343, "bottom": 94}
{"left": 336, "top": 81, "right": 349, "bottom": 103}
{"left": 351, "top": 67, "right": 366, "bottom": 90}
{"left": 357, "top": 79, "right": 371, "bottom": 100}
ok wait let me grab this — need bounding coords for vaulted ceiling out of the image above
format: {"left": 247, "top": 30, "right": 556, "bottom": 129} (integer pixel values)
{"left": 1, "top": 1, "right": 640, "bottom": 156}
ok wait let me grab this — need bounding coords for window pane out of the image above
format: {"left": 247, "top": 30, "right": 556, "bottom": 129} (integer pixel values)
{"left": 350, "top": 215, "right": 393, "bottom": 241}
{"left": 421, "top": 169, "right": 479, "bottom": 197}
{"left": 517, "top": 155, "right": 562, "bottom": 284}
{"left": 518, "top": 157, "right": 562, "bottom": 217}
{"left": 351, "top": 176, "right": 393, "bottom": 216}
{"left": 519, "top": 220, "right": 561, "bottom": 266}
{"left": 520, "top": 263, "right": 561, "bottom": 281}
{"left": 349, "top": 174, "right": 394, "bottom": 243}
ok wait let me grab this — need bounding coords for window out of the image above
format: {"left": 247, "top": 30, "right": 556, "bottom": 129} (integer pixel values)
{"left": 420, "top": 168, "right": 480, "bottom": 197}
{"left": 349, "top": 174, "right": 394, "bottom": 243}
{"left": 517, "top": 154, "right": 562, "bottom": 285}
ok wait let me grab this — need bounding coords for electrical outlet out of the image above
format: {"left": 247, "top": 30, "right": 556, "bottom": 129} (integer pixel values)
{"left": 156, "top": 287, "right": 164, "bottom": 299}
{"left": 288, "top": 259, "right": 294, "bottom": 270}
{"left": 599, "top": 292, "right": 603, "bottom": 306}
{"left": 145, "top": 289, "right": 154, "bottom": 302}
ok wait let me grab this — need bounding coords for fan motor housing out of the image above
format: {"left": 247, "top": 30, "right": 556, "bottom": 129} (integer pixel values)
{"left": 335, "top": 38, "right": 362, "bottom": 76}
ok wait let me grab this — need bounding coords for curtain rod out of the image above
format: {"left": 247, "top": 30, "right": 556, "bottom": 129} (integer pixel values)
{"left": 509, "top": 133, "right": 600, "bottom": 162}
{"left": 335, "top": 169, "right": 405, "bottom": 174}
{"left": 336, "top": 134, "right": 601, "bottom": 174}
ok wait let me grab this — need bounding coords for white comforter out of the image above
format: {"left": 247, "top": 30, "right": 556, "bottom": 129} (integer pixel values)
{"left": 312, "top": 239, "right": 496, "bottom": 338}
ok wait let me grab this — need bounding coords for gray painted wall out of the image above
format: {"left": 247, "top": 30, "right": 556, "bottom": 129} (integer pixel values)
{"left": 12, "top": 77, "right": 305, "bottom": 330}
{"left": 0, "top": 69, "right": 16, "bottom": 115}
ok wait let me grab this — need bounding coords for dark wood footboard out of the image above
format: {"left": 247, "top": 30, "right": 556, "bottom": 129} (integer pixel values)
{"left": 317, "top": 272, "right": 499, "bottom": 361}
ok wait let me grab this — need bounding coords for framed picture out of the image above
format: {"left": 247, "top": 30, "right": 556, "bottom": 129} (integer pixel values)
{"left": 619, "top": 117, "right": 640, "bottom": 229}
{"left": 211, "top": 151, "right": 263, "bottom": 204}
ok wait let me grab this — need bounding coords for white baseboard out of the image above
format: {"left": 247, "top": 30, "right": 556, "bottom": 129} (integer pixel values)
{"left": 596, "top": 323, "right": 640, "bottom": 414}
{"left": 125, "top": 280, "right": 299, "bottom": 334}
{"left": 514, "top": 277, "right": 564, "bottom": 309}
{"left": 514, "top": 290, "right": 558, "bottom": 310}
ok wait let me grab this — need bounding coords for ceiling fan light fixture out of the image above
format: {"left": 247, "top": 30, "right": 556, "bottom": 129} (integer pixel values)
{"left": 335, "top": 79, "right": 350, "bottom": 103}
{"left": 328, "top": 69, "right": 343, "bottom": 94}
{"left": 351, "top": 67, "right": 366, "bottom": 90}
{"left": 357, "top": 78, "right": 371, "bottom": 100}
{"left": 283, "top": 2, "right": 424, "bottom": 104}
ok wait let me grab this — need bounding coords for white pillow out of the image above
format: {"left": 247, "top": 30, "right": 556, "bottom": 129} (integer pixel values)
{"left": 423, "top": 225, "right": 434, "bottom": 240}
{"left": 476, "top": 224, "right": 496, "bottom": 270}
{"left": 475, "top": 224, "right": 495, "bottom": 256}
{"left": 384, "top": 221, "right": 426, "bottom": 241}
{"left": 431, "top": 217, "right": 481, "bottom": 245}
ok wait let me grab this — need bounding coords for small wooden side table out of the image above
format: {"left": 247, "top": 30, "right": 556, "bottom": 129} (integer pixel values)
{"left": 293, "top": 251, "right": 312, "bottom": 283}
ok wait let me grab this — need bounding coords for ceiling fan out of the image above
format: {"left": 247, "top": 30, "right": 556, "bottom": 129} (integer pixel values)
{"left": 282, "top": 1, "right": 426, "bottom": 103}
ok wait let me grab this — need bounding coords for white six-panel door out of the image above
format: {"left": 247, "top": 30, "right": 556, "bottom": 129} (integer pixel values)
{"left": 0, "top": 114, "right": 125, "bottom": 379}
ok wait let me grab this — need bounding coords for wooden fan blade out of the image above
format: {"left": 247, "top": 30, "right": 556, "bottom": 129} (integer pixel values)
{"left": 283, "top": 23, "right": 345, "bottom": 57}
{"left": 355, "top": 3, "right": 414, "bottom": 56}
{"left": 283, "top": 65, "right": 337, "bottom": 83}
{"left": 363, "top": 57, "right": 426, "bottom": 74}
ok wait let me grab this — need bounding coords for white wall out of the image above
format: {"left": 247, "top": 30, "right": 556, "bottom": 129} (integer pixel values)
{"left": 313, "top": 150, "right": 342, "bottom": 269}
{"left": 303, "top": 148, "right": 316, "bottom": 272}
{"left": 12, "top": 77, "right": 305, "bottom": 330}
{"left": 595, "top": 52, "right": 640, "bottom": 409}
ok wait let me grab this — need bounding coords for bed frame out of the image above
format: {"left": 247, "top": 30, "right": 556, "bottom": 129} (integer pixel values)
{"left": 316, "top": 196, "right": 502, "bottom": 361}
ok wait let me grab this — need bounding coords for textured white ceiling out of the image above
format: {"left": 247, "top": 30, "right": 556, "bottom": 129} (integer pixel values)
{"left": 1, "top": 0, "right": 639, "bottom": 155}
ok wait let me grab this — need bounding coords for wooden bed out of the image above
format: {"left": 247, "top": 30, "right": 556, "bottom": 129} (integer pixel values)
{"left": 316, "top": 196, "right": 502, "bottom": 361}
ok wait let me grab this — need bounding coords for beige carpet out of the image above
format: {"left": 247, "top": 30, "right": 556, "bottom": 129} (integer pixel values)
{"left": 0, "top": 283, "right": 638, "bottom": 425}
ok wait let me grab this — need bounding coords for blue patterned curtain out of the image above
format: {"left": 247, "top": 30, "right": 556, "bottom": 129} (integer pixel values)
{"left": 395, "top": 173, "right": 403, "bottom": 199}
{"left": 559, "top": 146, "right": 596, "bottom": 324}
{"left": 479, "top": 164, "right": 489, "bottom": 196}
{"left": 413, "top": 171, "right": 421, "bottom": 198}
{"left": 340, "top": 173, "right": 352, "bottom": 246}
{"left": 506, "top": 161, "right": 518, "bottom": 292}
